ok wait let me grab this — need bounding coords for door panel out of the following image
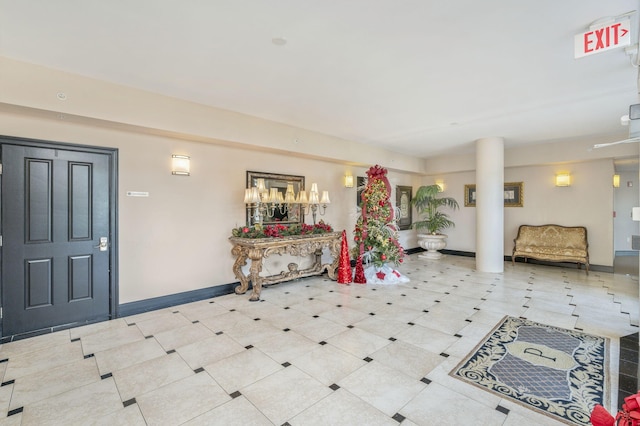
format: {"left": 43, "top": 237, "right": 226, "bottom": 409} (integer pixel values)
{"left": 2, "top": 144, "right": 111, "bottom": 336}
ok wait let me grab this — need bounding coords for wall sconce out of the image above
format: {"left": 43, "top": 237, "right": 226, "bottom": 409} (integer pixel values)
{"left": 435, "top": 179, "right": 445, "bottom": 192}
{"left": 171, "top": 155, "right": 190, "bottom": 176}
{"left": 613, "top": 174, "right": 620, "bottom": 188}
{"left": 344, "top": 174, "right": 354, "bottom": 188}
{"left": 555, "top": 173, "right": 571, "bottom": 187}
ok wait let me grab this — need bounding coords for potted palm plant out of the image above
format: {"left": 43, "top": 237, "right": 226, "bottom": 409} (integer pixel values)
{"left": 411, "top": 184, "right": 459, "bottom": 259}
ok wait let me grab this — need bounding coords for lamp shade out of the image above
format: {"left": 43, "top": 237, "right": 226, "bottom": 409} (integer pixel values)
{"left": 297, "top": 190, "right": 308, "bottom": 204}
{"left": 320, "top": 190, "right": 331, "bottom": 204}
{"left": 309, "top": 191, "right": 320, "bottom": 204}
{"left": 269, "top": 188, "right": 279, "bottom": 203}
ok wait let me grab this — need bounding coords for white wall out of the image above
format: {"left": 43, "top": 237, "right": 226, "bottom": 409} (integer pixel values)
{"left": 425, "top": 160, "right": 615, "bottom": 266}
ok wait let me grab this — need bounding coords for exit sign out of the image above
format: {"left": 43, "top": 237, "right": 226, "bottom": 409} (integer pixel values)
{"left": 574, "top": 18, "right": 631, "bottom": 58}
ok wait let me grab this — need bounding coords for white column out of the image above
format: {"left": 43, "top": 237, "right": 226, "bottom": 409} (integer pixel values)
{"left": 476, "top": 137, "right": 504, "bottom": 272}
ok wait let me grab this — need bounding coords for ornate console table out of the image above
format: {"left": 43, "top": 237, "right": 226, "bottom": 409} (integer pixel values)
{"left": 229, "top": 232, "right": 342, "bottom": 301}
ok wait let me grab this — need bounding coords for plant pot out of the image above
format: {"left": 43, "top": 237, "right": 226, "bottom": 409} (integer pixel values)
{"left": 417, "top": 233, "right": 448, "bottom": 260}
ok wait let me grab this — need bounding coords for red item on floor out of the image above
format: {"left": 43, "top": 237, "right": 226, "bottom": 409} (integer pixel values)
{"left": 590, "top": 404, "right": 614, "bottom": 426}
{"left": 337, "top": 230, "right": 353, "bottom": 284}
{"left": 354, "top": 255, "right": 366, "bottom": 283}
{"left": 591, "top": 392, "right": 640, "bottom": 426}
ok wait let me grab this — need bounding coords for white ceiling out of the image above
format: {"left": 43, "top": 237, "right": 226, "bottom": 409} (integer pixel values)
{"left": 1, "top": 0, "right": 640, "bottom": 158}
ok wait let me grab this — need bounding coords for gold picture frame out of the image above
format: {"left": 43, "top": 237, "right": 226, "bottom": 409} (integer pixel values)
{"left": 464, "top": 182, "right": 524, "bottom": 207}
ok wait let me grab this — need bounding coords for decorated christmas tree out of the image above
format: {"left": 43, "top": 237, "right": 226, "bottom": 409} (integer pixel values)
{"left": 352, "top": 165, "right": 408, "bottom": 284}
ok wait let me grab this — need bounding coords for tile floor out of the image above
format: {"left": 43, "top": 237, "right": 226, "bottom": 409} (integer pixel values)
{"left": 0, "top": 254, "right": 637, "bottom": 425}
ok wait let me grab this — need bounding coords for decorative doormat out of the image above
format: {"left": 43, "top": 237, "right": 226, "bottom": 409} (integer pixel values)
{"left": 451, "top": 316, "right": 609, "bottom": 426}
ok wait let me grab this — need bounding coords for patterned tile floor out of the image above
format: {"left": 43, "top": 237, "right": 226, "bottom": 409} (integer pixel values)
{"left": 0, "top": 254, "right": 637, "bottom": 425}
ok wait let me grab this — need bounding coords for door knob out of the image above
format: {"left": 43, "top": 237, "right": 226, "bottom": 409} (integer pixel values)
{"left": 94, "top": 237, "right": 108, "bottom": 251}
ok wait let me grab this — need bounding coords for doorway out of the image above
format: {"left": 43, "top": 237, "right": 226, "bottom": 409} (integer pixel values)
{"left": 613, "top": 158, "right": 640, "bottom": 277}
{"left": 0, "top": 136, "right": 118, "bottom": 339}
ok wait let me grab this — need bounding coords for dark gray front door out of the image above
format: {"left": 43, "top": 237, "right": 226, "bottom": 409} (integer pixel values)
{"left": 2, "top": 144, "right": 112, "bottom": 336}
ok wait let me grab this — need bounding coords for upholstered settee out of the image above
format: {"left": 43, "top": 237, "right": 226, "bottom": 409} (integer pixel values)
{"left": 512, "top": 224, "right": 589, "bottom": 272}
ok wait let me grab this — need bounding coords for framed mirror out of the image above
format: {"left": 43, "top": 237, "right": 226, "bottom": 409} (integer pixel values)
{"left": 246, "top": 171, "right": 305, "bottom": 226}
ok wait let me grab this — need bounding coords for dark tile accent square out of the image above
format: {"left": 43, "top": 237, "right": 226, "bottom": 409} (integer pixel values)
{"left": 284, "top": 307, "right": 290, "bottom": 310}
{"left": 454, "top": 334, "right": 462, "bottom": 338}
{"left": 192, "top": 320, "right": 199, "bottom": 324}
{"left": 423, "top": 309, "right": 429, "bottom": 313}
{"left": 369, "top": 312, "right": 375, "bottom": 316}
{"left": 70, "top": 337, "right": 80, "bottom": 342}
{"left": 421, "top": 377, "right": 432, "bottom": 384}
{"left": 216, "top": 331, "right": 224, "bottom": 335}
{"left": 389, "top": 337, "right": 397, "bottom": 342}
{"left": 309, "top": 298, "right": 314, "bottom": 300}
{"left": 620, "top": 359, "right": 639, "bottom": 377}
{"left": 145, "top": 335, "right": 153, "bottom": 339}
{"left": 392, "top": 413, "right": 406, "bottom": 423}
{"left": 435, "top": 300, "right": 440, "bottom": 303}
{"left": 1, "top": 379, "right": 15, "bottom": 387}
{"left": 209, "top": 301, "right": 215, "bottom": 304}
{"left": 330, "top": 383, "right": 340, "bottom": 391}
{"left": 254, "top": 318, "right": 261, "bottom": 321}
{"left": 387, "top": 302, "right": 392, "bottom": 305}
{"left": 283, "top": 328, "right": 290, "bottom": 332}
{"left": 245, "top": 345, "right": 253, "bottom": 350}
{"left": 282, "top": 362, "right": 291, "bottom": 368}
{"left": 336, "top": 304, "right": 342, "bottom": 307}
{"left": 364, "top": 357, "right": 373, "bottom": 362}
{"left": 172, "top": 311, "right": 179, "bottom": 314}
{"left": 319, "top": 341, "right": 327, "bottom": 345}
{"left": 84, "top": 353, "right": 95, "bottom": 359}
{"left": 194, "top": 367, "right": 205, "bottom": 373}
{"left": 128, "top": 322, "right": 136, "bottom": 326}
{"left": 496, "top": 405, "right": 510, "bottom": 415}
{"left": 401, "top": 294, "right": 406, "bottom": 297}
{"left": 439, "top": 353, "right": 449, "bottom": 358}
{"left": 101, "top": 373, "right": 113, "bottom": 380}
{"left": 619, "top": 372, "right": 638, "bottom": 393}
{"left": 571, "top": 314, "right": 579, "bottom": 317}
{"left": 0, "top": 358, "right": 8, "bottom": 364}
{"left": 408, "top": 322, "right": 415, "bottom": 326}
{"left": 313, "top": 315, "right": 319, "bottom": 318}
{"left": 282, "top": 423, "right": 292, "bottom": 426}
{"left": 347, "top": 325, "right": 354, "bottom": 329}
{"left": 123, "top": 398, "right": 137, "bottom": 407}
{"left": 473, "top": 307, "right": 480, "bottom": 310}
{"left": 7, "top": 407, "right": 23, "bottom": 417}
{"left": 356, "top": 296, "right": 361, "bottom": 299}
{"left": 465, "top": 319, "right": 472, "bottom": 323}
{"left": 230, "top": 309, "right": 236, "bottom": 312}
{"left": 230, "top": 390, "right": 242, "bottom": 399}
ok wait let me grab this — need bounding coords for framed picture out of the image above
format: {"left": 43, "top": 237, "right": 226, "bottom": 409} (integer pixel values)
{"left": 464, "top": 184, "right": 477, "bottom": 207}
{"left": 464, "top": 182, "right": 524, "bottom": 207}
{"left": 503, "top": 182, "right": 524, "bottom": 207}
{"left": 356, "top": 176, "right": 366, "bottom": 208}
{"left": 396, "top": 185, "right": 412, "bottom": 230}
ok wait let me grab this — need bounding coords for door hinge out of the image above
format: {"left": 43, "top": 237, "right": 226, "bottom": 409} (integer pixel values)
{"left": 0, "top": 235, "right": 2, "bottom": 247}
{"left": 0, "top": 163, "right": 3, "bottom": 174}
